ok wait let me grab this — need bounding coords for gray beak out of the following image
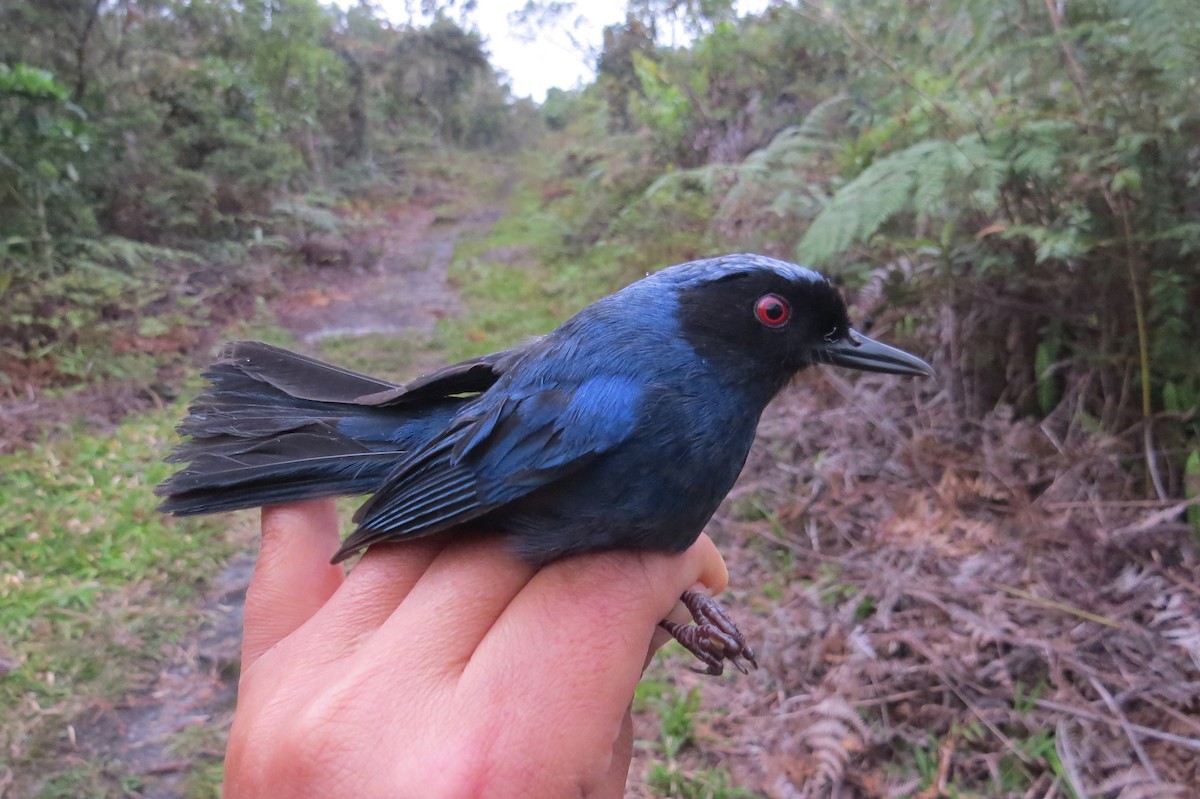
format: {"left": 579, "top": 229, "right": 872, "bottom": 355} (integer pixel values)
{"left": 815, "top": 329, "right": 934, "bottom": 378}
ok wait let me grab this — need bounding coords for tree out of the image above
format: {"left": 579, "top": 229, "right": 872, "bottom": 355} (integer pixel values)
{"left": 386, "top": 20, "right": 492, "bottom": 144}
{"left": 0, "top": 64, "right": 93, "bottom": 269}
{"left": 597, "top": 14, "right": 655, "bottom": 133}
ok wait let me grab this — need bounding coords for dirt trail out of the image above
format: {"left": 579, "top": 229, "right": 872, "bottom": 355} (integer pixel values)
{"left": 274, "top": 204, "right": 500, "bottom": 348}
{"left": 79, "top": 200, "right": 501, "bottom": 798}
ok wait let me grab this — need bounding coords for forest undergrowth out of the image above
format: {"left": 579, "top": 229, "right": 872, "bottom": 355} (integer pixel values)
{"left": 637, "top": 371, "right": 1200, "bottom": 797}
{"left": 384, "top": 162, "right": 1200, "bottom": 797}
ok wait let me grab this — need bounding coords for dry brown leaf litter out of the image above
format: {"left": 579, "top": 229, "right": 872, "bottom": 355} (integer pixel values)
{"left": 631, "top": 371, "right": 1200, "bottom": 798}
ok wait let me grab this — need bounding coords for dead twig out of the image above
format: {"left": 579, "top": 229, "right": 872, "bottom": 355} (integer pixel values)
{"left": 1034, "top": 698, "right": 1200, "bottom": 753}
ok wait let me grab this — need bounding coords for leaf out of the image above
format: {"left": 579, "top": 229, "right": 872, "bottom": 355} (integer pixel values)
{"left": 796, "top": 134, "right": 999, "bottom": 265}
{"left": 1111, "top": 167, "right": 1142, "bottom": 195}
{"left": 1035, "top": 339, "right": 1058, "bottom": 416}
{"left": 1186, "top": 451, "right": 1200, "bottom": 541}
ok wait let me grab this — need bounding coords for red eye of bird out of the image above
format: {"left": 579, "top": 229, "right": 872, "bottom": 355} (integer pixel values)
{"left": 754, "top": 294, "right": 790, "bottom": 328}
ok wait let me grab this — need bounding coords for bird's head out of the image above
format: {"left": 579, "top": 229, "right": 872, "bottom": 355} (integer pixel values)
{"left": 652, "top": 253, "right": 933, "bottom": 388}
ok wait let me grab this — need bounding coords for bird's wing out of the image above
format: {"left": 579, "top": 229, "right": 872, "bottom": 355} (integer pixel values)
{"left": 354, "top": 344, "right": 532, "bottom": 406}
{"left": 333, "top": 375, "right": 644, "bottom": 561}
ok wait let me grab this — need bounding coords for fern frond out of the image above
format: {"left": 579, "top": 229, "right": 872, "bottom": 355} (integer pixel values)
{"left": 711, "top": 95, "right": 852, "bottom": 236}
{"left": 1108, "top": 0, "right": 1200, "bottom": 74}
{"left": 1096, "top": 766, "right": 1187, "bottom": 799}
{"left": 791, "top": 94, "right": 855, "bottom": 144}
{"left": 271, "top": 199, "right": 342, "bottom": 235}
{"left": 69, "top": 236, "right": 198, "bottom": 274}
{"left": 797, "top": 697, "right": 870, "bottom": 787}
{"left": 639, "top": 163, "right": 733, "bottom": 201}
{"left": 796, "top": 134, "right": 1000, "bottom": 265}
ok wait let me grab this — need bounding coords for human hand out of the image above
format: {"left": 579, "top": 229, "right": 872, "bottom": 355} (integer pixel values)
{"left": 223, "top": 499, "right": 729, "bottom": 798}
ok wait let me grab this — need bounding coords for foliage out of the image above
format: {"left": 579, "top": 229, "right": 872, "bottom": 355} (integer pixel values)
{"left": 0, "top": 0, "right": 534, "bottom": 391}
{"left": 604, "top": 4, "right": 848, "bottom": 166}
{"left": 597, "top": 13, "right": 655, "bottom": 133}
{"left": 639, "top": 681, "right": 759, "bottom": 799}
{"left": 796, "top": 133, "right": 1001, "bottom": 266}
{"left": 559, "top": 0, "right": 1200, "bottom": 497}
{"left": 785, "top": 0, "right": 1200, "bottom": 489}
{"left": 0, "top": 63, "right": 93, "bottom": 268}
{"left": 0, "top": 406, "right": 240, "bottom": 796}
{"left": 386, "top": 21, "right": 490, "bottom": 144}
{"left": 710, "top": 93, "right": 851, "bottom": 249}
{"left": 2, "top": 2, "right": 1198, "bottom": 793}
{"left": 539, "top": 87, "right": 581, "bottom": 131}
{"left": 0, "top": 235, "right": 274, "bottom": 390}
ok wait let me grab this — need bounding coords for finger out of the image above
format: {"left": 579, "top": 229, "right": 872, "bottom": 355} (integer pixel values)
{"left": 467, "top": 534, "right": 727, "bottom": 789}
{"left": 594, "top": 709, "right": 635, "bottom": 799}
{"left": 242, "top": 499, "right": 345, "bottom": 669}
{"left": 495, "top": 533, "right": 727, "bottom": 671}
{"left": 646, "top": 625, "right": 673, "bottom": 667}
{"left": 356, "top": 530, "right": 538, "bottom": 680}
{"left": 294, "top": 538, "right": 447, "bottom": 655}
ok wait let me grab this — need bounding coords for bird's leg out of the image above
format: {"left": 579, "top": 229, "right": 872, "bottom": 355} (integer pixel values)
{"left": 659, "top": 590, "right": 758, "bottom": 676}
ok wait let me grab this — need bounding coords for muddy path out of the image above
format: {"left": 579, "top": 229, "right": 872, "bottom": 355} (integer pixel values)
{"left": 74, "top": 198, "right": 503, "bottom": 798}
{"left": 274, "top": 203, "right": 500, "bottom": 349}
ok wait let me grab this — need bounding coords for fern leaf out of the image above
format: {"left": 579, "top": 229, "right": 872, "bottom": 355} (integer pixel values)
{"left": 796, "top": 134, "right": 1000, "bottom": 265}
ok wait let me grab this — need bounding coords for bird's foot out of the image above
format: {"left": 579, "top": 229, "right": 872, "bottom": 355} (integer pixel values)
{"left": 659, "top": 590, "right": 757, "bottom": 676}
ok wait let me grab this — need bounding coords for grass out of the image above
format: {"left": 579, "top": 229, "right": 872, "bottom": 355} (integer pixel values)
{"left": 169, "top": 722, "right": 228, "bottom": 799}
{"left": 438, "top": 176, "right": 646, "bottom": 362}
{"left": 635, "top": 675, "right": 760, "bottom": 799}
{"left": 430, "top": 159, "right": 764, "bottom": 799}
{"left": 437, "top": 184, "right": 575, "bottom": 360}
{"left": 0, "top": 150, "right": 575, "bottom": 796}
{"left": 0, "top": 404, "right": 245, "bottom": 797}
{"left": 902, "top": 722, "right": 1077, "bottom": 799}
{"left": 317, "top": 330, "right": 434, "bottom": 382}
{"left": 430, "top": 143, "right": 723, "bottom": 368}
{"left": 0, "top": 151, "right": 535, "bottom": 796}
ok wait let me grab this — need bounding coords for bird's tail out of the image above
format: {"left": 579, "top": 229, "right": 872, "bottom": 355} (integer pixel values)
{"left": 155, "top": 342, "right": 446, "bottom": 516}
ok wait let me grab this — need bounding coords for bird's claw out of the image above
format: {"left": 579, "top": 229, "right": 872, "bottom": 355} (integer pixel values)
{"left": 659, "top": 590, "right": 758, "bottom": 677}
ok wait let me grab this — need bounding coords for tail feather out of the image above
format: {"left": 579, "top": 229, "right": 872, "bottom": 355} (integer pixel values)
{"left": 216, "top": 340, "right": 400, "bottom": 403}
{"left": 158, "top": 449, "right": 400, "bottom": 515}
{"left": 157, "top": 342, "right": 470, "bottom": 517}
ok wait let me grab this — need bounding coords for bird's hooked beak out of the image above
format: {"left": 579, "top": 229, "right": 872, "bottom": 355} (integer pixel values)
{"left": 814, "top": 329, "right": 935, "bottom": 378}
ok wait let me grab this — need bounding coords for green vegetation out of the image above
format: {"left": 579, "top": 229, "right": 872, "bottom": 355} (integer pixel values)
{"left": 318, "top": 331, "right": 432, "bottom": 383}
{"left": 528, "top": 0, "right": 1200, "bottom": 492}
{"left": 0, "top": 406, "right": 246, "bottom": 796}
{"left": 636, "top": 677, "right": 759, "bottom": 799}
{"left": 0, "top": 0, "right": 536, "bottom": 390}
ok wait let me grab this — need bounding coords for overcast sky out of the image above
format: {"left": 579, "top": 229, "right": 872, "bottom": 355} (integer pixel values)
{"left": 472, "top": 0, "right": 628, "bottom": 101}
{"left": 356, "top": 1, "right": 769, "bottom": 102}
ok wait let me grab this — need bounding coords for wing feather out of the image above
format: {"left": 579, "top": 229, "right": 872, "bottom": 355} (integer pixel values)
{"left": 336, "top": 375, "right": 645, "bottom": 561}
{"left": 355, "top": 345, "right": 529, "bottom": 406}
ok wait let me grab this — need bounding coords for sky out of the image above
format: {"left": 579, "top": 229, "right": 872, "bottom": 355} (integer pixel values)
{"left": 471, "top": 0, "right": 628, "bottom": 101}
{"left": 359, "top": 1, "right": 770, "bottom": 103}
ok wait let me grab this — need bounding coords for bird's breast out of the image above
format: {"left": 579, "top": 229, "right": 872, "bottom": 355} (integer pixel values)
{"left": 495, "top": 378, "right": 767, "bottom": 563}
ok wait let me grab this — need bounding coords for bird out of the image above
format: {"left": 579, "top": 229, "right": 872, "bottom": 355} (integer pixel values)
{"left": 157, "top": 253, "right": 932, "bottom": 674}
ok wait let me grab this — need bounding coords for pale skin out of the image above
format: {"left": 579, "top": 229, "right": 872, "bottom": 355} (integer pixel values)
{"left": 224, "top": 498, "right": 729, "bottom": 798}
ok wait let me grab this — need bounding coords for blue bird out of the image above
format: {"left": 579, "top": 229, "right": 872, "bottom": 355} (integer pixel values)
{"left": 157, "top": 253, "right": 932, "bottom": 674}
